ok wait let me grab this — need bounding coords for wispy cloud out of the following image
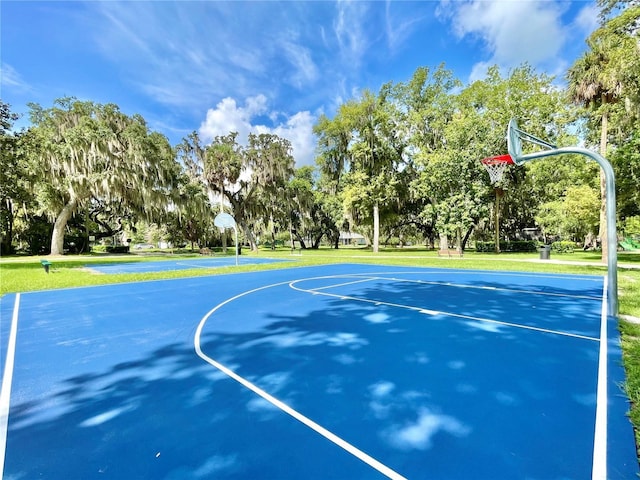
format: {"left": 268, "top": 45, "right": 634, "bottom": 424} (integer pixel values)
{"left": 440, "top": 0, "right": 569, "bottom": 81}
{"left": 88, "top": 2, "right": 286, "bottom": 108}
{"left": 280, "top": 39, "right": 319, "bottom": 88}
{"left": 0, "top": 63, "right": 32, "bottom": 93}
{"left": 384, "top": 0, "right": 428, "bottom": 53}
{"left": 333, "top": 0, "right": 370, "bottom": 68}
{"left": 573, "top": 3, "right": 600, "bottom": 38}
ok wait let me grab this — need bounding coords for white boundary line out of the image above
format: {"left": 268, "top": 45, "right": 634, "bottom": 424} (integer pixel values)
{"left": 0, "top": 293, "right": 21, "bottom": 479}
{"left": 290, "top": 276, "right": 600, "bottom": 342}
{"left": 363, "top": 269, "right": 602, "bottom": 282}
{"left": 194, "top": 279, "right": 407, "bottom": 480}
{"left": 352, "top": 275, "right": 602, "bottom": 301}
{"left": 310, "top": 277, "right": 377, "bottom": 291}
{"left": 592, "top": 276, "right": 608, "bottom": 480}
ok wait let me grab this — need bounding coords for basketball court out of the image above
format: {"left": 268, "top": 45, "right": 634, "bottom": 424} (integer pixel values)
{"left": 86, "top": 256, "right": 290, "bottom": 274}
{"left": 1, "top": 263, "right": 637, "bottom": 479}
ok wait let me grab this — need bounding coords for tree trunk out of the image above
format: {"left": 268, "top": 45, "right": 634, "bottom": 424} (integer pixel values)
{"left": 461, "top": 225, "right": 474, "bottom": 251}
{"left": 295, "top": 233, "right": 307, "bottom": 249}
{"left": 220, "top": 187, "right": 227, "bottom": 253}
{"left": 243, "top": 226, "right": 258, "bottom": 252}
{"left": 270, "top": 214, "right": 276, "bottom": 250}
{"left": 494, "top": 188, "right": 502, "bottom": 253}
{"left": 51, "top": 198, "right": 77, "bottom": 255}
{"left": 1, "top": 198, "right": 14, "bottom": 254}
{"left": 289, "top": 218, "right": 295, "bottom": 252}
{"left": 598, "top": 109, "right": 608, "bottom": 264}
{"left": 439, "top": 233, "right": 448, "bottom": 250}
{"left": 373, "top": 202, "right": 379, "bottom": 253}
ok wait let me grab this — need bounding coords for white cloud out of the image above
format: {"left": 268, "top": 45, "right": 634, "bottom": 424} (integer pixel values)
{"left": 0, "top": 63, "right": 31, "bottom": 92}
{"left": 574, "top": 3, "right": 600, "bottom": 38}
{"left": 385, "top": 0, "right": 427, "bottom": 53}
{"left": 199, "top": 96, "right": 266, "bottom": 145}
{"left": 271, "top": 111, "right": 317, "bottom": 166}
{"left": 280, "top": 40, "right": 319, "bottom": 88}
{"left": 199, "top": 95, "right": 317, "bottom": 166}
{"left": 334, "top": 0, "right": 370, "bottom": 67}
{"left": 467, "top": 60, "right": 493, "bottom": 84}
{"left": 442, "top": 0, "right": 568, "bottom": 80}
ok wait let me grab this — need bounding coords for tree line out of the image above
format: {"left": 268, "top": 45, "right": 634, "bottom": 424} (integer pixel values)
{"left": 1, "top": 1, "right": 638, "bottom": 256}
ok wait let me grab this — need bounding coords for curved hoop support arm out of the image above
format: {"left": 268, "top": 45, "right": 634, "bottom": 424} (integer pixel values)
{"left": 516, "top": 146, "right": 618, "bottom": 316}
{"left": 511, "top": 129, "right": 557, "bottom": 157}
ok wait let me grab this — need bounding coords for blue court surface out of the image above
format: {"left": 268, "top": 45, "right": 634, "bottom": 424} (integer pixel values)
{"left": 1, "top": 264, "right": 637, "bottom": 479}
{"left": 86, "top": 256, "right": 290, "bottom": 274}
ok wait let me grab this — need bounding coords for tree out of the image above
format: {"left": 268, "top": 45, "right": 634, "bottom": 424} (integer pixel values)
{"left": 390, "top": 65, "right": 460, "bottom": 248}
{"left": 536, "top": 185, "right": 600, "bottom": 242}
{"left": 25, "top": 98, "right": 180, "bottom": 255}
{"left": 566, "top": 3, "right": 640, "bottom": 261}
{"left": 244, "top": 133, "right": 295, "bottom": 250}
{"left": 317, "top": 89, "right": 404, "bottom": 252}
{"left": 169, "top": 173, "right": 214, "bottom": 250}
{"left": 285, "top": 166, "right": 340, "bottom": 249}
{"left": 179, "top": 131, "right": 294, "bottom": 252}
{"left": 612, "top": 122, "right": 640, "bottom": 220}
{"left": 0, "top": 101, "right": 29, "bottom": 254}
{"left": 406, "top": 65, "right": 570, "bottom": 251}
{"left": 314, "top": 114, "right": 352, "bottom": 193}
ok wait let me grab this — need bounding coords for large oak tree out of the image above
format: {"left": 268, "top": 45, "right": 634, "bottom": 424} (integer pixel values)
{"left": 25, "top": 98, "right": 180, "bottom": 255}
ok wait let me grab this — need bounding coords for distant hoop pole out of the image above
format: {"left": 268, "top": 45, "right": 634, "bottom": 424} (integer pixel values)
{"left": 506, "top": 119, "right": 618, "bottom": 316}
{"left": 481, "top": 154, "right": 514, "bottom": 253}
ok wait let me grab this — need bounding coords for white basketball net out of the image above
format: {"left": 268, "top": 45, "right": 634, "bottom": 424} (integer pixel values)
{"left": 481, "top": 155, "right": 513, "bottom": 184}
{"left": 482, "top": 161, "right": 509, "bottom": 184}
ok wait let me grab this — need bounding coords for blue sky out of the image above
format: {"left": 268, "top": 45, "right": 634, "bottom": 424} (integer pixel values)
{"left": 1, "top": 1, "right": 599, "bottom": 166}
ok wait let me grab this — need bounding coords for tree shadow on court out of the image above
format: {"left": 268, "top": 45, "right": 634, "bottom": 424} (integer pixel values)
{"left": 191, "top": 276, "right": 604, "bottom": 479}
{"left": 4, "top": 274, "right": 608, "bottom": 479}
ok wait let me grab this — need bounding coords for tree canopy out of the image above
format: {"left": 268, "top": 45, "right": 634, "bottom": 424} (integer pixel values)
{"left": 24, "top": 98, "right": 181, "bottom": 254}
{"left": 1, "top": 1, "right": 638, "bottom": 256}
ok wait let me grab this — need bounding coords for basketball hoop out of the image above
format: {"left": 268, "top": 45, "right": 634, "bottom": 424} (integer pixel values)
{"left": 481, "top": 154, "right": 514, "bottom": 184}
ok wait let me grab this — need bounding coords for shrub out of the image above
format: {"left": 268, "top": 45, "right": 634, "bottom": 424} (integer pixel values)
{"left": 551, "top": 241, "right": 576, "bottom": 253}
{"left": 476, "top": 241, "right": 538, "bottom": 253}
{"left": 105, "top": 245, "right": 130, "bottom": 254}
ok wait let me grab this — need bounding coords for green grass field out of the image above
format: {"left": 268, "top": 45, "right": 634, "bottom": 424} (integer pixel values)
{"left": 2, "top": 247, "right": 640, "bottom": 455}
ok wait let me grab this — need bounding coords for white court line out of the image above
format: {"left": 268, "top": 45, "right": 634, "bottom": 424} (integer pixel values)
{"left": 309, "top": 277, "right": 378, "bottom": 292}
{"left": 345, "top": 274, "right": 602, "bottom": 301}
{"left": 290, "top": 277, "right": 600, "bottom": 342}
{"left": 195, "top": 270, "right": 603, "bottom": 478}
{"left": 174, "top": 261, "right": 230, "bottom": 269}
{"left": 194, "top": 278, "right": 407, "bottom": 480}
{"left": 0, "top": 293, "right": 21, "bottom": 479}
{"left": 592, "top": 276, "right": 608, "bottom": 480}
{"left": 354, "top": 269, "right": 603, "bottom": 283}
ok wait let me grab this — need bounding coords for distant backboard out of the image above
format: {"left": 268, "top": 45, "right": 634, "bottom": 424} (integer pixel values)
{"left": 214, "top": 213, "right": 236, "bottom": 229}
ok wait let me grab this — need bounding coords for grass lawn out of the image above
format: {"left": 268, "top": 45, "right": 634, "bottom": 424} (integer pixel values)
{"left": 2, "top": 246, "right": 640, "bottom": 456}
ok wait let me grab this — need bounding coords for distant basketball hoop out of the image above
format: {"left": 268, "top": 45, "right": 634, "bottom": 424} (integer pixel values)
{"left": 214, "top": 212, "right": 239, "bottom": 266}
{"left": 481, "top": 154, "right": 514, "bottom": 184}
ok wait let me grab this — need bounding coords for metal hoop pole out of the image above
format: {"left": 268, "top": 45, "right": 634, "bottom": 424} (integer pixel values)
{"left": 517, "top": 148, "right": 618, "bottom": 316}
